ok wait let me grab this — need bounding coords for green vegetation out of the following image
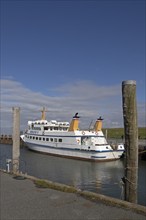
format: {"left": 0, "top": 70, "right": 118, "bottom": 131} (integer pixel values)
{"left": 138, "top": 127, "right": 146, "bottom": 139}
{"left": 34, "top": 179, "right": 77, "bottom": 193}
{"left": 102, "top": 127, "right": 146, "bottom": 139}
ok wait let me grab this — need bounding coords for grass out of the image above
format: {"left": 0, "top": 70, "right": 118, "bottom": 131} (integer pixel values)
{"left": 102, "top": 127, "right": 146, "bottom": 139}
{"left": 34, "top": 179, "right": 77, "bottom": 193}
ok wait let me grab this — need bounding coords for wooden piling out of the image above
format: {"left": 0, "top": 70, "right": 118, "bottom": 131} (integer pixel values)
{"left": 122, "top": 80, "right": 138, "bottom": 203}
{"left": 12, "top": 107, "right": 20, "bottom": 174}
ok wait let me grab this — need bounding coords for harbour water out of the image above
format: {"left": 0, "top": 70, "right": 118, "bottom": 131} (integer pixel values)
{"left": 0, "top": 144, "right": 146, "bottom": 206}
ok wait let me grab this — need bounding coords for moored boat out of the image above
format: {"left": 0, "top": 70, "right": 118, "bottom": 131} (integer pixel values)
{"left": 21, "top": 109, "right": 124, "bottom": 161}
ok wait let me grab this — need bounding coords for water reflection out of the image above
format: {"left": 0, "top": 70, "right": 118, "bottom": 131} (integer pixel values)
{"left": 0, "top": 144, "right": 145, "bottom": 206}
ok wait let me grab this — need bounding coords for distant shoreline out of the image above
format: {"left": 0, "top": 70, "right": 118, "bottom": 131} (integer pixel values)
{"left": 0, "top": 135, "right": 145, "bottom": 160}
{"left": 0, "top": 134, "right": 145, "bottom": 147}
{"left": 0, "top": 133, "right": 146, "bottom": 146}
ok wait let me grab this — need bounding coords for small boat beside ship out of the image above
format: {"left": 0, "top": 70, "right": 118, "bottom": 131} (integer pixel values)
{"left": 21, "top": 109, "right": 124, "bottom": 161}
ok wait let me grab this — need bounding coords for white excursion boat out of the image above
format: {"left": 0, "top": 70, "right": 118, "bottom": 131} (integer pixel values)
{"left": 21, "top": 109, "right": 125, "bottom": 162}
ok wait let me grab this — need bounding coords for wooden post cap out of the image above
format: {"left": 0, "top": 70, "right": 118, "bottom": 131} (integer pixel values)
{"left": 122, "top": 80, "right": 136, "bottom": 86}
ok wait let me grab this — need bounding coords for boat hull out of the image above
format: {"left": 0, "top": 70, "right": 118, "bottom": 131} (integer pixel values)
{"left": 24, "top": 141, "right": 124, "bottom": 162}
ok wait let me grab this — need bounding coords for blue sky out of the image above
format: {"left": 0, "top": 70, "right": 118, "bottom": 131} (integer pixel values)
{"left": 1, "top": 0, "right": 145, "bottom": 134}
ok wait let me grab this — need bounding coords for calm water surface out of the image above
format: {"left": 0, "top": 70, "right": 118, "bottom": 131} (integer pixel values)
{"left": 0, "top": 144, "right": 145, "bottom": 206}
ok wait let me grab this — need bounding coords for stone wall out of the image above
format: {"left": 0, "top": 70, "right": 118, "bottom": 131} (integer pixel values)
{"left": 0, "top": 135, "right": 26, "bottom": 146}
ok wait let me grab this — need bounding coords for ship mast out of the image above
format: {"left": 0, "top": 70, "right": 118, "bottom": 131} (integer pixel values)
{"left": 41, "top": 107, "right": 46, "bottom": 120}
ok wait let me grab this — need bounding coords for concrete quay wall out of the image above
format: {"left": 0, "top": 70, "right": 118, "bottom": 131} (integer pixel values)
{"left": 0, "top": 135, "right": 26, "bottom": 146}
{"left": 0, "top": 169, "right": 146, "bottom": 220}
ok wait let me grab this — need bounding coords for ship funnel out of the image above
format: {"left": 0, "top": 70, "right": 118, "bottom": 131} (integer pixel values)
{"left": 68, "top": 113, "right": 80, "bottom": 131}
{"left": 94, "top": 116, "right": 103, "bottom": 132}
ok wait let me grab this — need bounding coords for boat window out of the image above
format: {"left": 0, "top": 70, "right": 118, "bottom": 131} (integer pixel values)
{"left": 39, "top": 137, "right": 41, "bottom": 140}
{"left": 33, "top": 136, "right": 35, "bottom": 139}
{"left": 46, "top": 138, "right": 49, "bottom": 141}
{"left": 54, "top": 127, "right": 58, "bottom": 130}
{"left": 30, "top": 136, "right": 32, "bottom": 139}
{"left": 43, "top": 138, "right": 45, "bottom": 141}
{"left": 36, "top": 137, "right": 38, "bottom": 140}
{"left": 81, "top": 137, "right": 86, "bottom": 144}
{"left": 54, "top": 138, "right": 57, "bottom": 142}
{"left": 59, "top": 139, "right": 62, "bottom": 142}
{"left": 33, "top": 127, "right": 41, "bottom": 130}
{"left": 50, "top": 138, "right": 53, "bottom": 142}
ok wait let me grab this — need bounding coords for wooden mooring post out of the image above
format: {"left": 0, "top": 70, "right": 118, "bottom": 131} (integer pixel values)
{"left": 122, "top": 80, "right": 138, "bottom": 204}
{"left": 12, "top": 107, "right": 20, "bottom": 174}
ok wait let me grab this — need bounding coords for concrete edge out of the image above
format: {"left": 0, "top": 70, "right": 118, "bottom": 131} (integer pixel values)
{"left": 1, "top": 169, "right": 146, "bottom": 216}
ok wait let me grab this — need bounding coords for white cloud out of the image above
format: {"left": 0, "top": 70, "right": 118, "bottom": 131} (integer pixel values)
{"left": 0, "top": 79, "right": 145, "bottom": 134}
{"left": 49, "top": 80, "right": 121, "bottom": 99}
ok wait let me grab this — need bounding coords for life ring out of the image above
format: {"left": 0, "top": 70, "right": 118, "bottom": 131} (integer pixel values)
{"left": 82, "top": 131, "right": 85, "bottom": 135}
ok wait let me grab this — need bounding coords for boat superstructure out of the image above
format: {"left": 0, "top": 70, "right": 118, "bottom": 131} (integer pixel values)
{"left": 21, "top": 109, "right": 124, "bottom": 161}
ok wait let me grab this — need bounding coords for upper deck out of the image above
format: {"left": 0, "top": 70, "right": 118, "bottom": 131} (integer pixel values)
{"left": 27, "top": 119, "right": 70, "bottom": 132}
